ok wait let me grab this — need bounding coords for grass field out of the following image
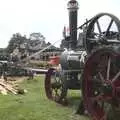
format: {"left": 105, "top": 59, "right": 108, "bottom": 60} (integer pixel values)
{"left": 0, "top": 75, "right": 89, "bottom": 120}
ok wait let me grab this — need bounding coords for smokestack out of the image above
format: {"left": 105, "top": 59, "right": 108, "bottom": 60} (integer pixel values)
{"left": 67, "top": 0, "right": 79, "bottom": 50}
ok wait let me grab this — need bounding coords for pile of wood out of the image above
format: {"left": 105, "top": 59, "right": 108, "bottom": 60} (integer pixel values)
{"left": 0, "top": 76, "right": 27, "bottom": 95}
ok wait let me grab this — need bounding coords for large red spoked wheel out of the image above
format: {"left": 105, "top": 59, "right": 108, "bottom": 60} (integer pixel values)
{"left": 83, "top": 48, "right": 120, "bottom": 120}
{"left": 45, "top": 68, "right": 68, "bottom": 105}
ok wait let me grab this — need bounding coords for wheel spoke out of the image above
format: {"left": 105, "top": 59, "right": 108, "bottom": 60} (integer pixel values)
{"left": 112, "top": 71, "right": 120, "bottom": 83}
{"left": 96, "top": 20, "right": 102, "bottom": 34}
{"left": 105, "top": 19, "right": 113, "bottom": 35}
{"left": 106, "top": 56, "right": 111, "bottom": 81}
{"left": 98, "top": 72, "right": 104, "bottom": 83}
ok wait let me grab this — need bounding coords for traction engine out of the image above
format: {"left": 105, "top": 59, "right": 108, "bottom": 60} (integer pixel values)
{"left": 45, "top": 0, "right": 120, "bottom": 119}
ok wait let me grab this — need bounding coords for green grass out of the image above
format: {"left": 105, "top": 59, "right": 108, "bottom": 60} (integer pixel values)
{"left": 0, "top": 75, "right": 89, "bottom": 120}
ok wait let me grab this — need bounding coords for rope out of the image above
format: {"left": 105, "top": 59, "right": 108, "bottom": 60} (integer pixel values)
{"left": 23, "top": 39, "right": 61, "bottom": 61}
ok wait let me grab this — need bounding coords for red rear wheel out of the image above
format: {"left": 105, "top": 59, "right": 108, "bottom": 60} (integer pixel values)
{"left": 83, "top": 48, "right": 120, "bottom": 120}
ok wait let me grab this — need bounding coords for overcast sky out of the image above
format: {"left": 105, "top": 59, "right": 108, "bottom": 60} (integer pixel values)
{"left": 0, "top": 0, "right": 120, "bottom": 48}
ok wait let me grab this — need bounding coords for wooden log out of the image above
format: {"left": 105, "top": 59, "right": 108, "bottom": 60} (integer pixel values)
{"left": 0, "top": 82, "right": 17, "bottom": 95}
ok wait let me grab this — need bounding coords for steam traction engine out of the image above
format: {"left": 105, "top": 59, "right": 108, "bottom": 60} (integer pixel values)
{"left": 45, "top": 0, "right": 120, "bottom": 119}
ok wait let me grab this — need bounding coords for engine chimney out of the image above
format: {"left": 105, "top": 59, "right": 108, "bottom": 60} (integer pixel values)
{"left": 67, "top": 0, "right": 79, "bottom": 50}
